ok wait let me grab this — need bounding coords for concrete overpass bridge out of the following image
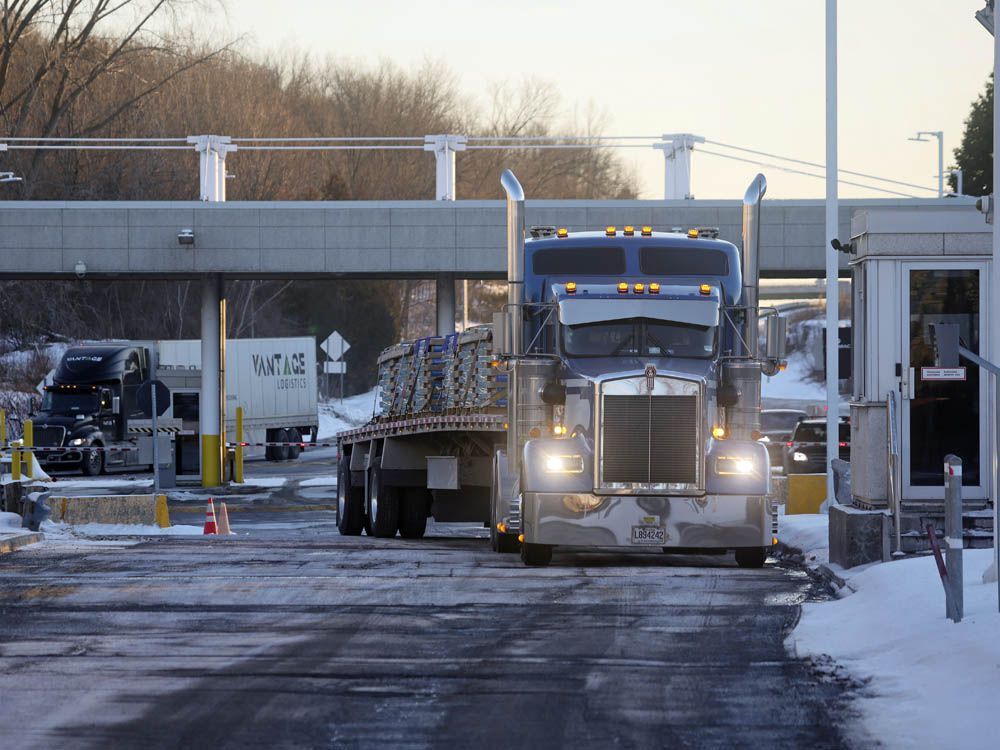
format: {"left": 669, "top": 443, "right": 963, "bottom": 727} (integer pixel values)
{"left": 0, "top": 196, "right": 976, "bottom": 281}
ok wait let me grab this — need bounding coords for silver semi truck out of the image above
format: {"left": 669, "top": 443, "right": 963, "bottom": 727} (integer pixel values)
{"left": 337, "top": 171, "right": 785, "bottom": 566}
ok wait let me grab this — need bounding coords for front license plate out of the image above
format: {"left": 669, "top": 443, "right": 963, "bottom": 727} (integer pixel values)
{"left": 631, "top": 525, "right": 665, "bottom": 545}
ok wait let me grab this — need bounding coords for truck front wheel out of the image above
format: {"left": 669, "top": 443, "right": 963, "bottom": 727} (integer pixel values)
{"left": 520, "top": 542, "right": 552, "bottom": 566}
{"left": 735, "top": 547, "right": 768, "bottom": 569}
{"left": 336, "top": 454, "right": 364, "bottom": 536}
{"left": 366, "top": 466, "right": 399, "bottom": 538}
{"left": 82, "top": 443, "right": 104, "bottom": 476}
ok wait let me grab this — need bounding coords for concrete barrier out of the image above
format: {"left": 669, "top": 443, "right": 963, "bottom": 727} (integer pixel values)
{"left": 46, "top": 495, "right": 171, "bottom": 528}
{"left": 786, "top": 474, "right": 827, "bottom": 515}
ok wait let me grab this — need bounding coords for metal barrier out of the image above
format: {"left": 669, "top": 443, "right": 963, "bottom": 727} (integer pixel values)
{"left": 886, "top": 391, "right": 903, "bottom": 555}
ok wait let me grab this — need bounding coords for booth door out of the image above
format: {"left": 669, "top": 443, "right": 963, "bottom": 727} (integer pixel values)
{"left": 901, "top": 263, "right": 988, "bottom": 500}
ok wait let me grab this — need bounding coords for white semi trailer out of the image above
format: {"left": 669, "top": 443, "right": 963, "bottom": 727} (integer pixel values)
{"left": 33, "top": 337, "right": 318, "bottom": 477}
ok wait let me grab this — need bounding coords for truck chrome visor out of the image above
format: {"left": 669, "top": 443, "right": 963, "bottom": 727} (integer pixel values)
{"left": 557, "top": 297, "right": 719, "bottom": 328}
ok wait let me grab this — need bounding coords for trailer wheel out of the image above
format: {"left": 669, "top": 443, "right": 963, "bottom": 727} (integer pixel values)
{"left": 366, "top": 465, "right": 399, "bottom": 538}
{"left": 287, "top": 428, "right": 302, "bottom": 460}
{"left": 273, "top": 429, "right": 291, "bottom": 461}
{"left": 82, "top": 442, "right": 104, "bottom": 476}
{"left": 398, "top": 488, "right": 429, "bottom": 539}
{"left": 520, "top": 542, "right": 552, "bottom": 566}
{"left": 735, "top": 547, "right": 767, "bottom": 569}
{"left": 337, "top": 454, "right": 365, "bottom": 536}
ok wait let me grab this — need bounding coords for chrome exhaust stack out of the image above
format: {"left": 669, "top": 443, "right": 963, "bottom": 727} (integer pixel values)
{"left": 741, "top": 173, "right": 766, "bottom": 359}
{"left": 501, "top": 169, "right": 525, "bottom": 356}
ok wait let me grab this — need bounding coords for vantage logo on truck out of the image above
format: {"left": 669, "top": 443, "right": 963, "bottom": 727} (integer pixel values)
{"left": 252, "top": 352, "right": 309, "bottom": 390}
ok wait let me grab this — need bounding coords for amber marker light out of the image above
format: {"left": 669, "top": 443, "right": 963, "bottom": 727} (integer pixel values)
{"left": 633, "top": 283, "right": 645, "bottom": 294}
{"left": 556, "top": 227, "right": 569, "bottom": 238}
{"left": 687, "top": 228, "right": 699, "bottom": 238}
{"left": 712, "top": 425, "right": 726, "bottom": 439}
{"left": 649, "top": 282, "right": 661, "bottom": 294}
{"left": 617, "top": 282, "right": 628, "bottom": 294}
{"left": 641, "top": 226, "right": 653, "bottom": 236}
{"left": 518, "top": 534, "right": 525, "bottom": 543}
{"left": 623, "top": 225, "right": 635, "bottom": 236}
{"left": 700, "top": 283, "right": 711, "bottom": 295}
{"left": 565, "top": 281, "right": 577, "bottom": 294}
{"left": 605, "top": 226, "right": 617, "bottom": 236}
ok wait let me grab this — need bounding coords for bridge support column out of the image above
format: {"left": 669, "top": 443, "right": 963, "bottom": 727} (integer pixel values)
{"left": 200, "top": 274, "right": 225, "bottom": 487}
{"left": 653, "top": 134, "right": 704, "bottom": 200}
{"left": 436, "top": 274, "right": 456, "bottom": 336}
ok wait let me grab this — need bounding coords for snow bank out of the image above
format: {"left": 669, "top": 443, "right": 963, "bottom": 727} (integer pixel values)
{"left": 230, "top": 477, "right": 286, "bottom": 488}
{"left": 777, "top": 511, "right": 830, "bottom": 565}
{"left": 762, "top": 352, "right": 826, "bottom": 401}
{"left": 41, "top": 520, "right": 204, "bottom": 537}
{"left": 790, "top": 550, "right": 1000, "bottom": 749}
{"left": 0, "top": 511, "right": 23, "bottom": 530}
{"left": 317, "top": 389, "right": 377, "bottom": 438}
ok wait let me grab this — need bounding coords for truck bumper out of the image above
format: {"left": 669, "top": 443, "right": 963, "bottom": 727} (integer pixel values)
{"left": 38, "top": 451, "right": 83, "bottom": 467}
{"left": 521, "top": 492, "right": 774, "bottom": 550}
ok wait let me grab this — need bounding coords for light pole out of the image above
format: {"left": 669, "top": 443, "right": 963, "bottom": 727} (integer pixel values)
{"left": 908, "top": 130, "right": 945, "bottom": 197}
{"left": 825, "top": 0, "right": 839, "bottom": 504}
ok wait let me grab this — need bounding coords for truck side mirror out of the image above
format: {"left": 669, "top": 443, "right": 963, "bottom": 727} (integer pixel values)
{"left": 765, "top": 315, "right": 787, "bottom": 360}
{"left": 112, "top": 396, "right": 121, "bottom": 415}
{"left": 540, "top": 381, "right": 566, "bottom": 406}
{"left": 717, "top": 383, "right": 739, "bottom": 408}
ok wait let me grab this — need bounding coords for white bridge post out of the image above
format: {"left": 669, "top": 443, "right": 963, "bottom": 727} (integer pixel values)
{"left": 654, "top": 134, "right": 704, "bottom": 200}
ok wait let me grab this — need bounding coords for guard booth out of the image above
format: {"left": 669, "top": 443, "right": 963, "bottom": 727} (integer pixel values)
{"left": 842, "top": 201, "right": 995, "bottom": 563}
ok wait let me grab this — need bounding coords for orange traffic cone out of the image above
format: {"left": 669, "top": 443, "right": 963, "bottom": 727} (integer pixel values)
{"left": 218, "top": 502, "right": 233, "bottom": 536}
{"left": 203, "top": 499, "right": 218, "bottom": 535}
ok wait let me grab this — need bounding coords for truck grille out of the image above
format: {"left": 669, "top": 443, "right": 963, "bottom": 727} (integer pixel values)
{"left": 32, "top": 426, "right": 66, "bottom": 447}
{"left": 601, "top": 394, "right": 699, "bottom": 486}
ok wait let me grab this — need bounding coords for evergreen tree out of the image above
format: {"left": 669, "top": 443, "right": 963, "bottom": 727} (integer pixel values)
{"left": 952, "top": 74, "right": 993, "bottom": 196}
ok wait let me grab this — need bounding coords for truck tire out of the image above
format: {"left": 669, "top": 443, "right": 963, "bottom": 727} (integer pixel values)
{"left": 265, "top": 430, "right": 277, "bottom": 461}
{"left": 398, "top": 488, "right": 429, "bottom": 539}
{"left": 520, "top": 542, "right": 552, "bottom": 566}
{"left": 366, "top": 465, "right": 399, "bottom": 538}
{"left": 287, "top": 428, "right": 303, "bottom": 460}
{"left": 274, "top": 428, "right": 291, "bottom": 461}
{"left": 735, "top": 547, "right": 767, "bottom": 569}
{"left": 82, "top": 442, "right": 104, "bottom": 476}
{"left": 336, "top": 454, "right": 364, "bottom": 536}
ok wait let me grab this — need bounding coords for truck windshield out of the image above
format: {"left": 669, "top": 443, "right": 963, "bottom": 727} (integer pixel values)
{"left": 562, "top": 318, "right": 716, "bottom": 358}
{"left": 41, "top": 391, "right": 99, "bottom": 415}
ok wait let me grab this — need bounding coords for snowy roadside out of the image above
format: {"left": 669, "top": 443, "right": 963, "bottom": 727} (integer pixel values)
{"left": 317, "top": 389, "right": 377, "bottom": 439}
{"left": 779, "top": 510, "right": 1000, "bottom": 748}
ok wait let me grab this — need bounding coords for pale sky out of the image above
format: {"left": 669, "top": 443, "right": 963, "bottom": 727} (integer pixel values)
{"left": 208, "top": 1, "right": 993, "bottom": 200}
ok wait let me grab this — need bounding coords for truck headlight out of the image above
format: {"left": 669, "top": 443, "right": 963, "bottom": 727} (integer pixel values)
{"left": 544, "top": 454, "right": 585, "bottom": 474}
{"left": 792, "top": 451, "right": 808, "bottom": 462}
{"left": 69, "top": 438, "right": 85, "bottom": 446}
{"left": 716, "top": 455, "right": 756, "bottom": 475}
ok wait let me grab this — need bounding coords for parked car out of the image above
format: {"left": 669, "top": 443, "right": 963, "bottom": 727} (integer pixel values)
{"left": 783, "top": 417, "right": 850, "bottom": 475}
{"left": 758, "top": 409, "right": 808, "bottom": 470}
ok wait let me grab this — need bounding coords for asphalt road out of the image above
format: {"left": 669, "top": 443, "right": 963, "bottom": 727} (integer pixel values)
{"left": 0, "top": 494, "right": 867, "bottom": 750}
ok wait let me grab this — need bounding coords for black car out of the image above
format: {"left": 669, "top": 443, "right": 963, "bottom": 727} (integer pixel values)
{"left": 783, "top": 417, "right": 850, "bottom": 475}
{"left": 758, "top": 409, "right": 808, "bottom": 470}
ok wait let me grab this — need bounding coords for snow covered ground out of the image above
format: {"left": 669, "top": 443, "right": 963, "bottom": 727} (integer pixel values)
{"left": 780, "top": 510, "right": 1000, "bottom": 749}
{"left": 762, "top": 351, "right": 826, "bottom": 402}
{"left": 41, "top": 520, "right": 205, "bottom": 537}
{"left": 317, "top": 389, "right": 377, "bottom": 438}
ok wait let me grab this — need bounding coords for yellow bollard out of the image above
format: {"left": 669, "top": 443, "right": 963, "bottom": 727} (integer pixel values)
{"left": 23, "top": 419, "right": 33, "bottom": 479}
{"left": 234, "top": 406, "right": 244, "bottom": 484}
{"left": 11, "top": 443, "right": 20, "bottom": 481}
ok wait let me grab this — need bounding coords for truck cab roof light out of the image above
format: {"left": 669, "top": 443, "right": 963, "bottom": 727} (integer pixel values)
{"left": 687, "top": 228, "right": 699, "bottom": 239}
{"left": 623, "top": 225, "right": 635, "bottom": 236}
{"left": 605, "top": 226, "right": 617, "bottom": 236}
{"left": 633, "top": 283, "right": 645, "bottom": 294}
{"left": 617, "top": 282, "right": 628, "bottom": 294}
{"left": 699, "top": 283, "right": 711, "bottom": 295}
{"left": 556, "top": 227, "right": 569, "bottom": 238}
{"left": 565, "top": 281, "right": 577, "bottom": 294}
{"left": 641, "top": 226, "right": 653, "bottom": 236}
{"left": 649, "top": 282, "right": 660, "bottom": 294}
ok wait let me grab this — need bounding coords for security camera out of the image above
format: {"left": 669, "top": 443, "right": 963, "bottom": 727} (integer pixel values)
{"left": 177, "top": 229, "right": 195, "bottom": 246}
{"left": 74, "top": 260, "right": 87, "bottom": 279}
